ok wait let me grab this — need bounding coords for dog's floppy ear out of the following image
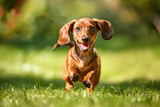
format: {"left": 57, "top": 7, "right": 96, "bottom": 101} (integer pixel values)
{"left": 58, "top": 20, "right": 76, "bottom": 45}
{"left": 93, "top": 18, "right": 113, "bottom": 40}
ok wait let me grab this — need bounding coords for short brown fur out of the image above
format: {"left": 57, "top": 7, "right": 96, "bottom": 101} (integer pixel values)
{"left": 53, "top": 18, "right": 113, "bottom": 91}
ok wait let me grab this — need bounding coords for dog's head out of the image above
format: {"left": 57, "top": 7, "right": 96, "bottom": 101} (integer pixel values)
{"left": 58, "top": 18, "right": 114, "bottom": 52}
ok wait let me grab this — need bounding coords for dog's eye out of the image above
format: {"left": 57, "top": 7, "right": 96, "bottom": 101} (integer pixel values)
{"left": 75, "top": 27, "right": 80, "bottom": 30}
{"left": 90, "top": 26, "right": 95, "bottom": 32}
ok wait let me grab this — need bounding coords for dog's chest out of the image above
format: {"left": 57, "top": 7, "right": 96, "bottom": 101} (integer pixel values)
{"left": 78, "top": 56, "right": 90, "bottom": 72}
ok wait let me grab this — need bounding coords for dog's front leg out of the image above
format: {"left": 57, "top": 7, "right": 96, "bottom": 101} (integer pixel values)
{"left": 63, "top": 66, "right": 79, "bottom": 91}
{"left": 68, "top": 66, "right": 79, "bottom": 82}
{"left": 83, "top": 69, "right": 99, "bottom": 92}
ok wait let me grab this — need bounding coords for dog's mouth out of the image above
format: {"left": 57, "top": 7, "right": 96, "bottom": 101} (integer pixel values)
{"left": 77, "top": 41, "right": 93, "bottom": 52}
{"left": 80, "top": 43, "right": 90, "bottom": 50}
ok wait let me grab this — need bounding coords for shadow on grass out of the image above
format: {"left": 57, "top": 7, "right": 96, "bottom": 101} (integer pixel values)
{"left": 99, "top": 79, "right": 160, "bottom": 91}
{"left": 0, "top": 75, "right": 65, "bottom": 90}
{"left": 0, "top": 75, "right": 160, "bottom": 91}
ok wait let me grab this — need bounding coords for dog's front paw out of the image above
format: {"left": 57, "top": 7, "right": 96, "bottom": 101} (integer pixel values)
{"left": 71, "top": 74, "right": 79, "bottom": 82}
{"left": 82, "top": 81, "right": 91, "bottom": 88}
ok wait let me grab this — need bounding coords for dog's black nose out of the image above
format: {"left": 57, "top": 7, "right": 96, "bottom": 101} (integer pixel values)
{"left": 82, "top": 37, "right": 89, "bottom": 43}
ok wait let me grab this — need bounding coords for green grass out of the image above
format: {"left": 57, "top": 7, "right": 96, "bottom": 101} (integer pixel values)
{"left": 0, "top": 36, "right": 160, "bottom": 107}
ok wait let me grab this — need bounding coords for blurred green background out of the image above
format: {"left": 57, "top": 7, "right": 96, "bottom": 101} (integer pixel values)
{"left": 0, "top": 0, "right": 160, "bottom": 88}
{"left": 0, "top": 0, "right": 160, "bottom": 106}
{"left": 0, "top": 0, "right": 160, "bottom": 83}
{"left": 0, "top": 0, "right": 160, "bottom": 43}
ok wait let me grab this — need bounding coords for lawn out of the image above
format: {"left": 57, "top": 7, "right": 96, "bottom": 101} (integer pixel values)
{"left": 0, "top": 36, "right": 160, "bottom": 107}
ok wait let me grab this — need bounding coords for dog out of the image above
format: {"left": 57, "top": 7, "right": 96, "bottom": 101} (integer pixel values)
{"left": 53, "top": 18, "right": 113, "bottom": 91}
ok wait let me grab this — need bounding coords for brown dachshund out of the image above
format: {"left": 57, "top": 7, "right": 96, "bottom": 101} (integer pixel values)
{"left": 53, "top": 18, "right": 113, "bottom": 91}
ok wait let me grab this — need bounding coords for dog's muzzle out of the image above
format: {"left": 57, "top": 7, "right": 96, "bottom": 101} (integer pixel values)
{"left": 78, "top": 41, "right": 93, "bottom": 52}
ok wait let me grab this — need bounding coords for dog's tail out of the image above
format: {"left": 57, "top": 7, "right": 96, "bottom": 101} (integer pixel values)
{"left": 52, "top": 42, "right": 75, "bottom": 51}
{"left": 52, "top": 43, "right": 60, "bottom": 51}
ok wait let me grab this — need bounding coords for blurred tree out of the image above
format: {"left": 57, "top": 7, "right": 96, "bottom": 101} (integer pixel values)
{"left": 0, "top": 0, "right": 98, "bottom": 42}
{"left": 0, "top": 0, "right": 159, "bottom": 44}
{"left": 121, "top": 0, "right": 160, "bottom": 34}
{"left": 0, "top": 0, "right": 25, "bottom": 21}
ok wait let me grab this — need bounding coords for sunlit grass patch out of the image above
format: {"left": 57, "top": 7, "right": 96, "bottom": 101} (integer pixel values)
{"left": 0, "top": 38, "right": 160, "bottom": 107}
{"left": 0, "top": 81, "right": 159, "bottom": 107}
{"left": 100, "top": 48, "right": 160, "bottom": 82}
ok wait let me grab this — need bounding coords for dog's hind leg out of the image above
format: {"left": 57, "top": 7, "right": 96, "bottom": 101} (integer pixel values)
{"left": 63, "top": 63, "right": 74, "bottom": 91}
{"left": 64, "top": 76, "right": 74, "bottom": 91}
